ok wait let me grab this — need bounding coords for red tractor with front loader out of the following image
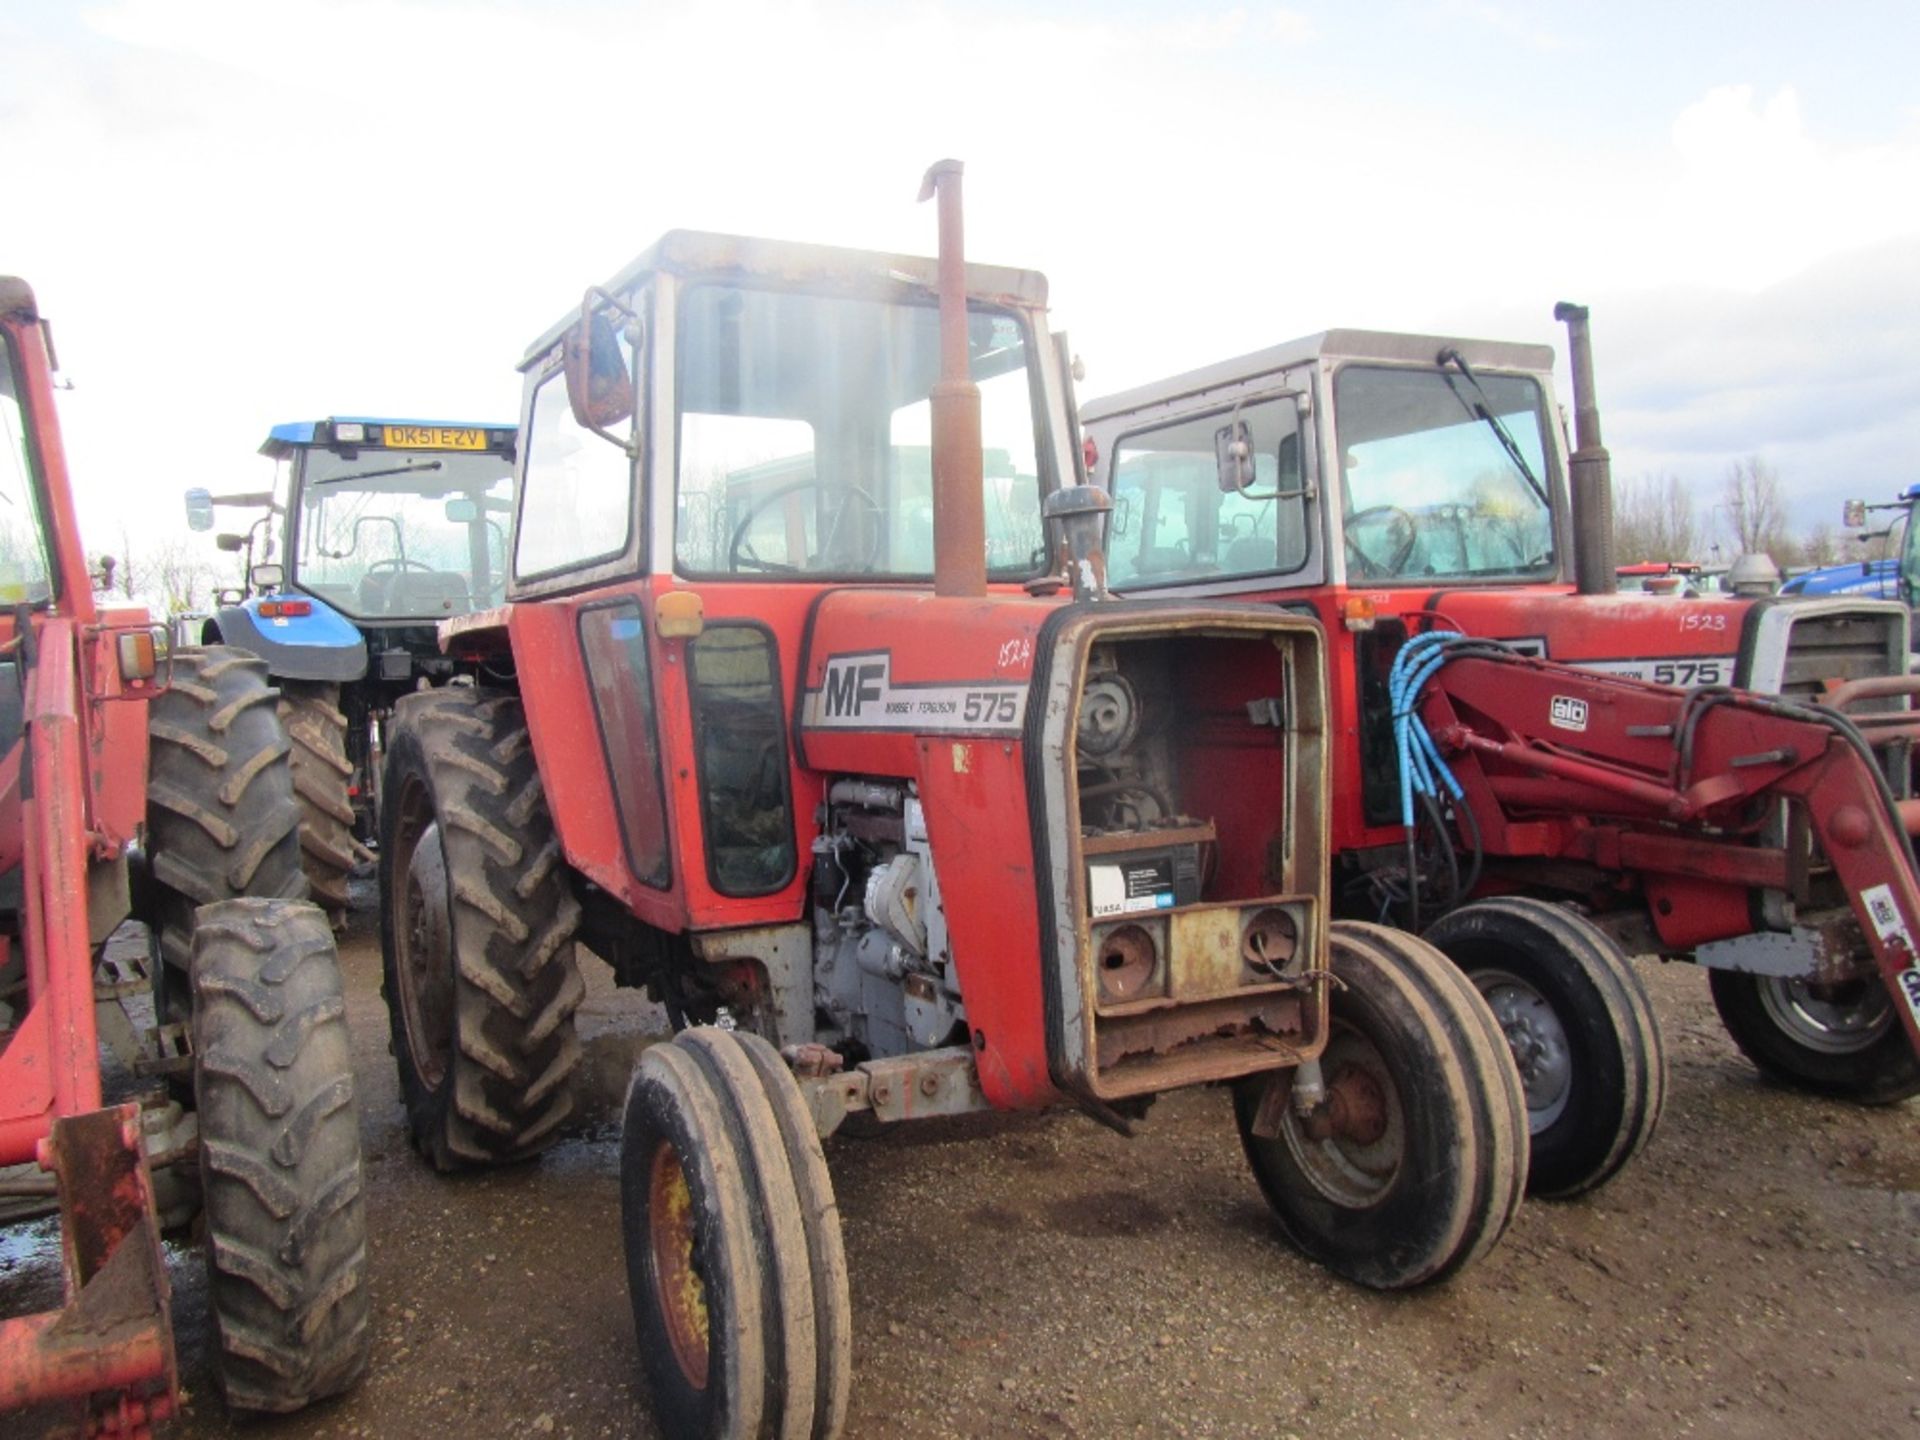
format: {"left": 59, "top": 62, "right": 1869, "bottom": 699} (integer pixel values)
{"left": 1079, "top": 304, "right": 1920, "bottom": 1198}
{"left": 379, "top": 164, "right": 1533, "bottom": 1438}
{"left": 0, "top": 276, "right": 368, "bottom": 1433}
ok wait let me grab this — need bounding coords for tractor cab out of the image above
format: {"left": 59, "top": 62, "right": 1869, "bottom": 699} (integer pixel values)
{"left": 1082, "top": 327, "right": 1910, "bottom": 845}
{"left": 265, "top": 418, "right": 517, "bottom": 623}
{"left": 1091, "top": 329, "right": 1566, "bottom": 597}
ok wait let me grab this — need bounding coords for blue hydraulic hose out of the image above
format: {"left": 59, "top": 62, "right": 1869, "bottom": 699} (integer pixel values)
{"left": 1389, "top": 631, "right": 1470, "bottom": 829}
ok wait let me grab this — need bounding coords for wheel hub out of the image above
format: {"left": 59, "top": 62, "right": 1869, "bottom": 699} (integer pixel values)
{"left": 1756, "top": 974, "right": 1892, "bottom": 1056}
{"left": 1281, "top": 1025, "right": 1406, "bottom": 1208}
{"left": 1475, "top": 968, "right": 1572, "bottom": 1132}
{"left": 649, "top": 1142, "right": 710, "bottom": 1390}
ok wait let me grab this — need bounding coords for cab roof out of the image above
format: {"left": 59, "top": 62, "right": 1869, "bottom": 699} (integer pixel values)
{"left": 1080, "top": 329, "right": 1558, "bottom": 424}
{"left": 520, "top": 228, "right": 1051, "bottom": 371}
{"left": 260, "top": 417, "right": 516, "bottom": 459}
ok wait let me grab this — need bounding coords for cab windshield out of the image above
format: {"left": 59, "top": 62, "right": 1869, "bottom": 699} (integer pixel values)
{"left": 1333, "top": 365, "right": 1556, "bottom": 583}
{"left": 672, "top": 284, "right": 1049, "bottom": 579}
{"left": 0, "top": 338, "right": 53, "bottom": 606}
{"left": 292, "top": 450, "right": 514, "bottom": 618}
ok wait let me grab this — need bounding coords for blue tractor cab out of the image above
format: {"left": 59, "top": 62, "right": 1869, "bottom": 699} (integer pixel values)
{"left": 185, "top": 417, "right": 517, "bottom": 916}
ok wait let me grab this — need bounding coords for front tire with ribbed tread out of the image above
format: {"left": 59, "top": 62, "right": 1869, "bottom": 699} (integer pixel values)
{"left": 145, "top": 646, "right": 307, "bottom": 1018}
{"left": 191, "top": 897, "right": 370, "bottom": 1412}
{"left": 379, "top": 686, "right": 583, "bottom": 1170}
{"left": 621, "top": 1028, "right": 851, "bottom": 1440}
{"left": 1234, "top": 920, "right": 1527, "bottom": 1290}
{"left": 1425, "top": 896, "right": 1666, "bottom": 1197}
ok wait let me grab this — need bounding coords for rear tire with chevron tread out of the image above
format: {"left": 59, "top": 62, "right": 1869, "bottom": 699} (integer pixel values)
{"left": 191, "top": 897, "right": 369, "bottom": 1412}
{"left": 379, "top": 686, "right": 583, "bottom": 1170}
{"left": 279, "top": 680, "right": 359, "bottom": 927}
{"left": 146, "top": 646, "right": 307, "bottom": 1020}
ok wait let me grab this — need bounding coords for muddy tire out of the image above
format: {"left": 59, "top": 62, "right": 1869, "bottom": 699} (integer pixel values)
{"left": 191, "top": 898, "right": 369, "bottom": 1412}
{"left": 1234, "top": 920, "right": 1527, "bottom": 1290}
{"left": 622, "top": 1028, "right": 848, "bottom": 1440}
{"left": 1708, "top": 968, "right": 1920, "bottom": 1104}
{"left": 732, "top": 1030, "right": 852, "bottom": 1440}
{"left": 379, "top": 687, "right": 582, "bottom": 1169}
{"left": 279, "top": 681, "right": 358, "bottom": 927}
{"left": 146, "top": 647, "right": 306, "bottom": 1018}
{"left": 1425, "top": 897, "right": 1666, "bottom": 1197}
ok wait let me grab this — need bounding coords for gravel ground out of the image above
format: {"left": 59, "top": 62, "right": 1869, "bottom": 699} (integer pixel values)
{"left": 6, "top": 901, "right": 1917, "bottom": 1439}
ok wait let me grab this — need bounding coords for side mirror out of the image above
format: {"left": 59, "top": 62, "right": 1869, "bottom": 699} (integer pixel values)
{"left": 445, "top": 497, "right": 480, "bottom": 523}
{"left": 185, "top": 487, "right": 215, "bottom": 532}
{"left": 563, "top": 288, "right": 639, "bottom": 434}
{"left": 215, "top": 532, "right": 246, "bottom": 553}
{"left": 1215, "top": 419, "right": 1255, "bottom": 493}
{"left": 250, "top": 562, "right": 285, "bottom": 591}
{"left": 1844, "top": 498, "right": 1867, "bottom": 528}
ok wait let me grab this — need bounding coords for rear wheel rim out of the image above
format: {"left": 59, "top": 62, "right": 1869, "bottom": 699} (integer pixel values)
{"left": 649, "top": 1141, "right": 710, "bottom": 1390}
{"left": 394, "top": 792, "right": 454, "bottom": 1089}
{"left": 1280, "top": 1024, "right": 1405, "bottom": 1208}
{"left": 1755, "top": 975, "right": 1891, "bottom": 1056}
{"left": 1473, "top": 967, "right": 1573, "bottom": 1132}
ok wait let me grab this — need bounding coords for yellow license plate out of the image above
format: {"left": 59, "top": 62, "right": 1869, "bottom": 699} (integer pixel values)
{"left": 382, "top": 425, "right": 486, "bottom": 450}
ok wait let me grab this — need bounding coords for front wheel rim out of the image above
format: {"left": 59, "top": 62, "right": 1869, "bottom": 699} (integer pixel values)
{"left": 649, "top": 1142, "right": 710, "bottom": 1390}
{"left": 1473, "top": 967, "right": 1573, "bottom": 1132}
{"left": 1755, "top": 975, "right": 1892, "bottom": 1056}
{"left": 1279, "top": 1024, "right": 1406, "bottom": 1208}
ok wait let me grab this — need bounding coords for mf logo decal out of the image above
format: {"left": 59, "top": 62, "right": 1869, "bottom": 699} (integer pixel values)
{"left": 805, "top": 651, "right": 1029, "bottom": 736}
{"left": 1549, "top": 695, "right": 1588, "bottom": 732}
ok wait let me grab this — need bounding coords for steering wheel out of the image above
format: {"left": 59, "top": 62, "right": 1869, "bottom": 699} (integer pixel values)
{"left": 1344, "top": 505, "right": 1419, "bottom": 580}
{"left": 364, "top": 558, "right": 434, "bottom": 575}
{"left": 728, "top": 479, "right": 883, "bottom": 575}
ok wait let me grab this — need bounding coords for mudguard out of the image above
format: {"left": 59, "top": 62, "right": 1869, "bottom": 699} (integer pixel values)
{"left": 210, "top": 596, "right": 368, "bottom": 682}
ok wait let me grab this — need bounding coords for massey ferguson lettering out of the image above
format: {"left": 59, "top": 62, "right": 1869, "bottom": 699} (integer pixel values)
{"left": 806, "top": 652, "right": 1028, "bottom": 735}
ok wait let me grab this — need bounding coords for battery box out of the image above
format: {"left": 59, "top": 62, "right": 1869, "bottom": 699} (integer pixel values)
{"left": 1082, "top": 822, "right": 1215, "bottom": 918}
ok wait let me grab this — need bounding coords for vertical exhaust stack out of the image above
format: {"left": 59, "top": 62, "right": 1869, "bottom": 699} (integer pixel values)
{"left": 919, "top": 159, "right": 988, "bottom": 598}
{"left": 1555, "top": 301, "right": 1617, "bottom": 595}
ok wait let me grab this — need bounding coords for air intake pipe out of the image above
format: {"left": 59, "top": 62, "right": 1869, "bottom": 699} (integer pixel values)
{"left": 919, "top": 159, "right": 987, "bottom": 598}
{"left": 1555, "top": 301, "right": 1616, "bottom": 595}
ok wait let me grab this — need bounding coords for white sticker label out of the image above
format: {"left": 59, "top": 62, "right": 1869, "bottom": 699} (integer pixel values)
{"left": 804, "top": 651, "right": 1028, "bottom": 736}
{"left": 1858, "top": 883, "right": 1920, "bottom": 1031}
{"left": 1549, "top": 695, "right": 1588, "bottom": 732}
{"left": 1860, "top": 883, "right": 1910, "bottom": 946}
{"left": 1089, "top": 859, "right": 1177, "bottom": 918}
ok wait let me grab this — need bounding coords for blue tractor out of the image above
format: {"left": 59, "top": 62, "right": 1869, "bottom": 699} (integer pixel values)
{"left": 187, "top": 417, "right": 517, "bottom": 919}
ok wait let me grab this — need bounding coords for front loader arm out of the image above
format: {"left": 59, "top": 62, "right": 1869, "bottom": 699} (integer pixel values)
{"left": 1413, "top": 648, "right": 1920, "bottom": 1058}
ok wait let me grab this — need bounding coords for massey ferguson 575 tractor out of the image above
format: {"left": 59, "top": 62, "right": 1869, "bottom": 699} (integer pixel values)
{"left": 0, "top": 277, "right": 368, "bottom": 1432}
{"left": 380, "top": 164, "right": 1529, "bottom": 1438}
{"left": 1080, "top": 307, "right": 1920, "bottom": 1198}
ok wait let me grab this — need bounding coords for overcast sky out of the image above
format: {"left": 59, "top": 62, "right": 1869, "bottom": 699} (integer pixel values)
{"left": 6, "top": 0, "right": 1919, "bottom": 573}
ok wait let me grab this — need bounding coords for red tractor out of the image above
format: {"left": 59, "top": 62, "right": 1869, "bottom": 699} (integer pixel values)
{"left": 381, "top": 165, "right": 1531, "bottom": 1437}
{"left": 0, "top": 277, "right": 369, "bottom": 1433}
{"left": 1078, "top": 305, "right": 1920, "bottom": 1197}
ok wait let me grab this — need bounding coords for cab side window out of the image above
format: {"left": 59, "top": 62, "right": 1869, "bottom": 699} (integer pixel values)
{"left": 514, "top": 364, "right": 636, "bottom": 579}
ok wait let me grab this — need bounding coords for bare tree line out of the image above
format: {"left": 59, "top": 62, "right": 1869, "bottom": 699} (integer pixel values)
{"left": 1613, "top": 455, "right": 1854, "bottom": 570}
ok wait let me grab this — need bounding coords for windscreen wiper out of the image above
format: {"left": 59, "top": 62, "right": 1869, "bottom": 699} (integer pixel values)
{"left": 1435, "top": 348, "right": 1550, "bottom": 508}
{"left": 311, "top": 460, "right": 445, "bottom": 487}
